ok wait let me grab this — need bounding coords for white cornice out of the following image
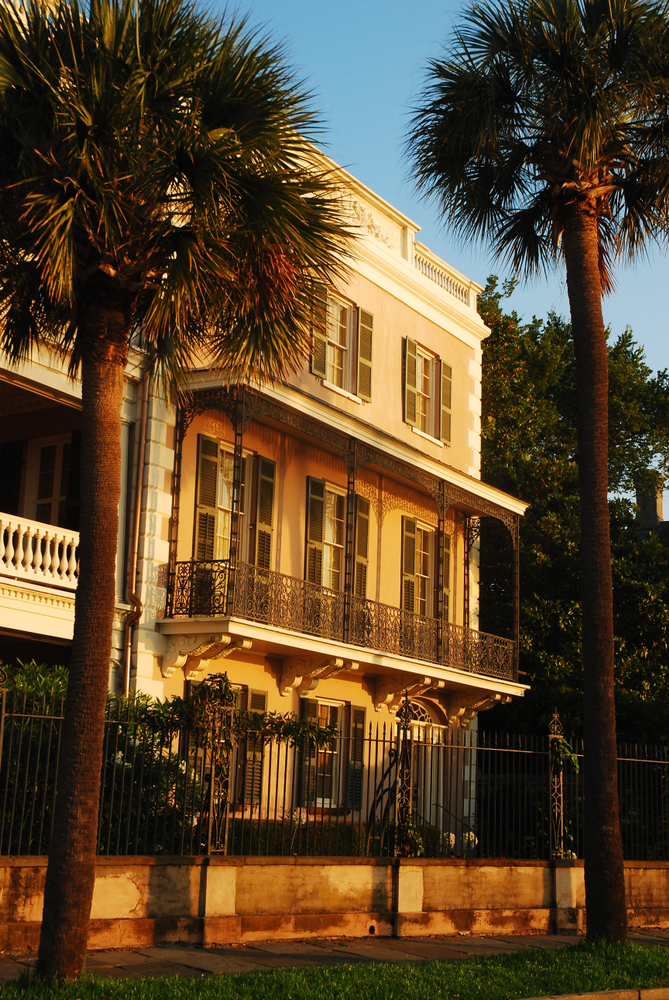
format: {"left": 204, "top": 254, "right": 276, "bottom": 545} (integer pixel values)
{"left": 351, "top": 241, "right": 489, "bottom": 348}
{"left": 0, "top": 579, "right": 76, "bottom": 610}
{"left": 0, "top": 351, "right": 82, "bottom": 408}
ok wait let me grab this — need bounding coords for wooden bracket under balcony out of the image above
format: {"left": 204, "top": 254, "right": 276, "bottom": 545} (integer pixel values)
{"left": 443, "top": 691, "right": 512, "bottom": 728}
{"left": 161, "top": 633, "right": 253, "bottom": 679}
{"left": 373, "top": 674, "right": 446, "bottom": 713}
{"left": 279, "top": 656, "right": 359, "bottom": 697}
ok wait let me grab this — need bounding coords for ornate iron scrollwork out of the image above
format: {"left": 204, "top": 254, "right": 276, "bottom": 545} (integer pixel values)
{"left": 394, "top": 693, "right": 414, "bottom": 857}
{"left": 549, "top": 709, "right": 565, "bottom": 860}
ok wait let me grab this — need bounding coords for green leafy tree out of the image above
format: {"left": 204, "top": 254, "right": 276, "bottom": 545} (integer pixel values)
{"left": 407, "top": 0, "right": 669, "bottom": 941}
{"left": 0, "top": 0, "right": 350, "bottom": 978}
{"left": 478, "top": 279, "right": 669, "bottom": 740}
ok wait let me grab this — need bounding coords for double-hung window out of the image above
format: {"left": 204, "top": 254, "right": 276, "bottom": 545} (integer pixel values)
{"left": 326, "top": 297, "right": 350, "bottom": 389}
{"left": 401, "top": 516, "right": 452, "bottom": 624}
{"left": 194, "top": 435, "right": 275, "bottom": 567}
{"left": 402, "top": 516, "right": 433, "bottom": 617}
{"left": 194, "top": 437, "right": 243, "bottom": 561}
{"left": 404, "top": 338, "right": 452, "bottom": 443}
{"left": 305, "top": 478, "right": 346, "bottom": 591}
{"left": 26, "top": 433, "right": 81, "bottom": 530}
{"left": 301, "top": 700, "right": 366, "bottom": 810}
{"left": 311, "top": 285, "right": 374, "bottom": 402}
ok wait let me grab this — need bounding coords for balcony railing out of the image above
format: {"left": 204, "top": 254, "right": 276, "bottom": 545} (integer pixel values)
{"left": 0, "top": 515, "right": 79, "bottom": 591}
{"left": 233, "top": 561, "right": 345, "bottom": 642}
{"left": 170, "top": 560, "right": 516, "bottom": 681}
{"left": 349, "top": 594, "right": 438, "bottom": 661}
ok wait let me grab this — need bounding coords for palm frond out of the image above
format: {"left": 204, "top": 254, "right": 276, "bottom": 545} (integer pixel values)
{"left": 406, "top": 0, "right": 669, "bottom": 275}
{"left": 0, "top": 0, "right": 353, "bottom": 389}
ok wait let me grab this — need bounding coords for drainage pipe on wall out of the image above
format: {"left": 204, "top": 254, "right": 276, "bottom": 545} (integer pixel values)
{"left": 122, "top": 375, "right": 150, "bottom": 697}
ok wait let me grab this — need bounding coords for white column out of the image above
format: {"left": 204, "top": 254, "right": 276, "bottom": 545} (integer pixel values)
{"left": 467, "top": 350, "right": 482, "bottom": 480}
{"left": 132, "top": 391, "right": 175, "bottom": 698}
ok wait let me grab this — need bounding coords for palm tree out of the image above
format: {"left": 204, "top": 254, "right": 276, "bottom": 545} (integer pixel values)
{"left": 407, "top": 0, "right": 669, "bottom": 942}
{"left": 0, "top": 0, "right": 350, "bottom": 978}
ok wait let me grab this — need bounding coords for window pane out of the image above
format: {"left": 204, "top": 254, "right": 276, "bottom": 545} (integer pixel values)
{"left": 326, "top": 300, "right": 349, "bottom": 388}
{"left": 36, "top": 502, "right": 52, "bottom": 523}
{"left": 416, "top": 354, "right": 431, "bottom": 433}
{"left": 325, "top": 492, "right": 345, "bottom": 545}
{"left": 219, "top": 451, "right": 234, "bottom": 510}
{"left": 323, "top": 543, "right": 342, "bottom": 591}
{"left": 330, "top": 345, "right": 345, "bottom": 387}
{"left": 37, "top": 445, "right": 56, "bottom": 501}
{"left": 60, "top": 442, "right": 71, "bottom": 498}
{"left": 415, "top": 527, "right": 432, "bottom": 616}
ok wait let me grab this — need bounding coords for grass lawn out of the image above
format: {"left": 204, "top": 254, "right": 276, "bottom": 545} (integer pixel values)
{"left": 2, "top": 941, "right": 669, "bottom": 1000}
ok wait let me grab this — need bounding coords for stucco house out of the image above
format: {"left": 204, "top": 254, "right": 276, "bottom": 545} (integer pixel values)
{"left": 0, "top": 156, "right": 528, "bottom": 746}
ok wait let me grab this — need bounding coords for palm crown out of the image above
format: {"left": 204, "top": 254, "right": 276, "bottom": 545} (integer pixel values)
{"left": 0, "top": 0, "right": 350, "bottom": 383}
{"left": 408, "top": 0, "right": 669, "bottom": 290}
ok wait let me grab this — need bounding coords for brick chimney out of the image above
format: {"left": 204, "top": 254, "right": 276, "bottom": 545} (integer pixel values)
{"left": 636, "top": 486, "right": 664, "bottom": 531}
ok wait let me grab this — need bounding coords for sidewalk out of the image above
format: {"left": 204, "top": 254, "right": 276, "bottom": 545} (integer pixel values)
{"left": 1, "top": 929, "right": 668, "bottom": 980}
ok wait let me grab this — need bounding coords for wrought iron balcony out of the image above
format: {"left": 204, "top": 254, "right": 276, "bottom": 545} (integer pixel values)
{"left": 169, "top": 559, "right": 516, "bottom": 681}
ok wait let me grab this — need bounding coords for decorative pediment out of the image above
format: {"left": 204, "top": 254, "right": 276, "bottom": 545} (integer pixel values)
{"left": 373, "top": 673, "right": 446, "bottom": 713}
{"left": 161, "top": 633, "right": 253, "bottom": 679}
{"left": 279, "top": 656, "right": 359, "bottom": 697}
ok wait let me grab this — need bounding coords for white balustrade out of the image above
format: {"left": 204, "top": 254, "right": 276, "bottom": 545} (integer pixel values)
{"left": 0, "top": 514, "right": 79, "bottom": 590}
{"left": 413, "top": 244, "right": 472, "bottom": 306}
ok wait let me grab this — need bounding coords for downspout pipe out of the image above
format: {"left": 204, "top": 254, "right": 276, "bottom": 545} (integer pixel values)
{"left": 122, "top": 375, "right": 150, "bottom": 697}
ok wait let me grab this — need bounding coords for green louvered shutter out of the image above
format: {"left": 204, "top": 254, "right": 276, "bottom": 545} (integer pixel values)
{"left": 402, "top": 516, "right": 417, "bottom": 612}
{"left": 310, "top": 282, "right": 328, "bottom": 378}
{"left": 301, "top": 698, "right": 319, "bottom": 806}
{"left": 306, "top": 478, "right": 325, "bottom": 585}
{"left": 357, "top": 309, "right": 373, "bottom": 401}
{"left": 244, "top": 690, "right": 267, "bottom": 805}
{"left": 194, "top": 436, "right": 219, "bottom": 560}
{"left": 346, "top": 706, "right": 366, "bottom": 810}
{"left": 443, "top": 532, "right": 452, "bottom": 623}
{"left": 440, "top": 360, "right": 452, "bottom": 444}
{"left": 354, "top": 496, "right": 370, "bottom": 598}
{"left": 255, "top": 458, "right": 276, "bottom": 569}
{"left": 405, "top": 338, "right": 418, "bottom": 426}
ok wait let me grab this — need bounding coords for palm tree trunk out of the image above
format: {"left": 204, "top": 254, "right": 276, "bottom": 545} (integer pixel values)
{"left": 36, "top": 298, "right": 130, "bottom": 979}
{"left": 562, "top": 202, "right": 627, "bottom": 943}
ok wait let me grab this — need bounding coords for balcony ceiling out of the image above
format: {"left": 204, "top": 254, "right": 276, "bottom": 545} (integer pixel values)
{"left": 0, "top": 379, "right": 57, "bottom": 418}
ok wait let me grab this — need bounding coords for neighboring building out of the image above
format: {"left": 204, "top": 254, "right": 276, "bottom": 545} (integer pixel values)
{"left": 0, "top": 156, "right": 528, "bottom": 738}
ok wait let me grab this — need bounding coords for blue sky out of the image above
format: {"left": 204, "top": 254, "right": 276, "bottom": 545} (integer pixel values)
{"left": 225, "top": 0, "right": 668, "bottom": 380}
{"left": 217, "top": 0, "right": 668, "bottom": 509}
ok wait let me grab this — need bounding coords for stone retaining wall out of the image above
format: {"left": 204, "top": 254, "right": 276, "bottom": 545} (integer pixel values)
{"left": 1, "top": 857, "right": 667, "bottom": 953}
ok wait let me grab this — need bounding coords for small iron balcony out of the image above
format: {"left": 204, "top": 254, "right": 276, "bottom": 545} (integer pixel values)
{"left": 169, "top": 559, "right": 516, "bottom": 682}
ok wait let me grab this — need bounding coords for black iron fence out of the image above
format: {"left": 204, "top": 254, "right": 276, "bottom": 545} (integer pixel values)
{"left": 1, "top": 695, "right": 668, "bottom": 860}
{"left": 171, "top": 559, "right": 516, "bottom": 680}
